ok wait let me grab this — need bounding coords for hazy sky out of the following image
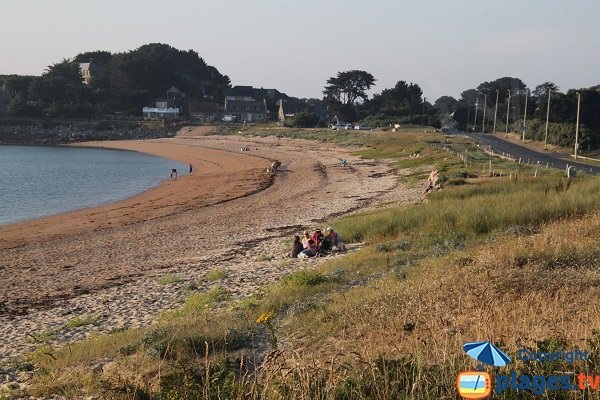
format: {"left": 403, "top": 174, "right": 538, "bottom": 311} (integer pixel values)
{"left": 1, "top": 0, "right": 599, "bottom": 101}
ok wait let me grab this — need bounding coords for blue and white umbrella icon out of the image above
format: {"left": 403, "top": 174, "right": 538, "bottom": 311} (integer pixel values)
{"left": 463, "top": 341, "right": 511, "bottom": 367}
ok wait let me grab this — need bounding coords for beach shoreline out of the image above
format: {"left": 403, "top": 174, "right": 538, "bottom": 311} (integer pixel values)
{"left": 0, "top": 136, "right": 274, "bottom": 251}
{"left": 0, "top": 128, "right": 422, "bottom": 362}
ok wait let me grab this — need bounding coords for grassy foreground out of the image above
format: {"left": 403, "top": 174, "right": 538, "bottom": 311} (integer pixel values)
{"left": 6, "top": 128, "right": 600, "bottom": 399}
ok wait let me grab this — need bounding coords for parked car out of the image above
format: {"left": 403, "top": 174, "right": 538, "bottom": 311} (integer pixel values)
{"left": 331, "top": 123, "right": 352, "bottom": 130}
{"left": 354, "top": 124, "right": 372, "bottom": 130}
{"left": 221, "top": 115, "right": 237, "bottom": 122}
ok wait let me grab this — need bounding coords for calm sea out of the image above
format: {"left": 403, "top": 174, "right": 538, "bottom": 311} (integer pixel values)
{"left": 0, "top": 145, "right": 187, "bottom": 226}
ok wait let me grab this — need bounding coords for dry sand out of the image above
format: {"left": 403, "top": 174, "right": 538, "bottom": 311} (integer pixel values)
{"left": 0, "top": 128, "right": 422, "bottom": 361}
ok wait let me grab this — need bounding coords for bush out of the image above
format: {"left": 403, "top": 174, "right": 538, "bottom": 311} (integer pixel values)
{"left": 286, "top": 111, "right": 321, "bottom": 128}
{"left": 281, "top": 270, "right": 329, "bottom": 287}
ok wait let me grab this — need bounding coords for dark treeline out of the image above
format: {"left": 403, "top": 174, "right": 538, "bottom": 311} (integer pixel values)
{"left": 1, "top": 47, "right": 598, "bottom": 149}
{"left": 321, "top": 70, "right": 439, "bottom": 128}
{"left": 0, "top": 43, "right": 231, "bottom": 118}
{"left": 447, "top": 77, "right": 600, "bottom": 150}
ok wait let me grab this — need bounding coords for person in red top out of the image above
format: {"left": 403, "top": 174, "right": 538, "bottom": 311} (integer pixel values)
{"left": 311, "top": 229, "right": 324, "bottom": 247}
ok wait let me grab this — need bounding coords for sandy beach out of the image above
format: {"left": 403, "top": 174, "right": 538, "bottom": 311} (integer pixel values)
{"left": 0, "top": 128, "right": 422, "bottom": 361}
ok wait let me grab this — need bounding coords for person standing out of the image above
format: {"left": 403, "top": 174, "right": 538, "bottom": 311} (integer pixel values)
{"left": 189, "top": 164, "right": 193, "bottom": 175}
{"left": 170, "top": 168, "right": 177, "bottom": 179}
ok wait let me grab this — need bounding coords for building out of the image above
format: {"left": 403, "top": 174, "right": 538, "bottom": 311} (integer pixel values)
{"left": 223, "top": 95, "right": 267, "bottom": 122}
{"left": 79, "top": 62, "right": 104, "bottom": 85}
{"left": 142, "top": 107, "right": 180, "bottom": 120}
{"left": 189, "top": 101, "right": 219, "bottom": 122}
{"left": 278, "top": 99, "right": 298, "bottom": 124}
{"left": 143, "top": 86, "right": 186, "bottom": 120}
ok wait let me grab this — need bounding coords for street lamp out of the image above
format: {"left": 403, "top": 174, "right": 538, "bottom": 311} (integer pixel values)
{"left": 473, "top": 97, "right": 479, "bottom": 132}
{"left": 505, "top": 89, "right": 511, "bottom": 137}
{"left": 466, "top": 100, "right": 471, "bottom": 132}
{"left": 575, "top": 92, "right": 581, "bottom": 159}
{"left": 522, "top": 89, "right": 528, "bottom": 142}
{"left": 481, "top": 93, "right": 487, "bottom": 134}
{"left": 544, "top": 87, "right": 552, "bottom": 149}
{"left": 493, "top": 90, "right": 499, "bottom": 135}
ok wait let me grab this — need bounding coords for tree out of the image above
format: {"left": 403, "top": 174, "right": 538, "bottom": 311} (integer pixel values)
{"left": 368, "top": 81, "right": 423, "bottom": 116}
{"left": 532, "top": 82, "right": 559, "bottom": 100}
{"left": 434, "top": 96, "right": 459, "bottom": 114}
{"left": 323, "top": 70, "right": 375, "bottom": 106}
{"left": 29, "top": 60, "right": 86, "bottom": 107}
{"left": 105, "top": 43, "right": 231, "bottom": 113}
{"left": 73, "top": 50, "right": 113, "bottom": 65}
{"left": 477, "top": 77, "right": 527, "bottom": 105}
{"left": 286, "top": 111, "right": 320, "bottom": 128}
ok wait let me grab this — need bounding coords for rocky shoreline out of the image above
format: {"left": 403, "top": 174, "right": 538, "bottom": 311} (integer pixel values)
{"left": 0, "top": 122, "right": 176, "bottom": 145}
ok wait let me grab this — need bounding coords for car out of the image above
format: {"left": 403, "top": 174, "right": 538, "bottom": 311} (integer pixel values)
{"left": 221, "top": 115, "right": 237, "bottom": 122}
{"left": 354, "top": 124, "right": 372, "bottom": 130}
{"left": 331, "top": 123, "right": 352, "bottom": 130}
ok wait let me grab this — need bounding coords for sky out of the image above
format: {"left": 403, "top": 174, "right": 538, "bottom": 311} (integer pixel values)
{"left": 1, "top": 0, "right": 599, "bottom": 101}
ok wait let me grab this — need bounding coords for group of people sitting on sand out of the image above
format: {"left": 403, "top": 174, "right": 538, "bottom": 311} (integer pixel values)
{"left": 290, "top": 227, "right": 346, "bottom": 258}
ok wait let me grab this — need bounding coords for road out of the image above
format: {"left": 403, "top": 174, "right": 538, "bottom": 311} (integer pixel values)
{"left": 458, "top": 132, "right": 600, "bottom": 175}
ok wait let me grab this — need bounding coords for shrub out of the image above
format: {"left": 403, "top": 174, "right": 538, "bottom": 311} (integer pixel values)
{"left": 281, "top": 270, "right": 329, "bottom": 287}
{"left": 158, "top": 274, "right": 184, "bottom": 285}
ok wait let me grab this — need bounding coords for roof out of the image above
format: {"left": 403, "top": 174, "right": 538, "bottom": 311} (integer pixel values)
{"left": 189, "top": 101, "right": 219, "bottom": 113}
{"left": 228, "top": 86, "right": 254, "bottom": 96}
{"left": 225, "top": 98, "right": 267, "bottom": 112}
{"left": 79, "top": 62, "right": 104, "bottom": 72}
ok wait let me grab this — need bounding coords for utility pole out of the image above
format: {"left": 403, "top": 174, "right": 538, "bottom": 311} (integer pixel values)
{"left": 481, "top": 94, "right": 487, "bottom": 134}
{"left": 544, "top": 87, "right": 552, "bottom": 149}
{"left": 493, "top": 90, "right": 499, "bottom": 134}
{"left": 574, "top": 92, "right": 581, "bottom": 159}
{"left": 505, "top": 89, "right": 511, "bottom": 137}
{"left": 473, "top": 98, "right": 479, "bottom": 131}
{"left": 466, "top": 101, "right": 471, "bottom": 131}
{"left": 522, "top": 90, "right": 528, "bottom": 142}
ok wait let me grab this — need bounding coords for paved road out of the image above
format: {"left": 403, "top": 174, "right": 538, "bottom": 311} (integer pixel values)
{"left": 458, "top": 132, "right": 600, "bottom": 175}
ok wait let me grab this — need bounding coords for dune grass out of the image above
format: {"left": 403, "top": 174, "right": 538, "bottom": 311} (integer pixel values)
{"left": 158, "top": 273, "right": 185, "bottom": 285}
{"left": 205, "top": 268, "right": 229, "bottom": 281}
{"left": 22, "top": 129, "right": 600, "bottom": 399}
{"left": 335, "top": 175, "right": 600, "bottom": 245}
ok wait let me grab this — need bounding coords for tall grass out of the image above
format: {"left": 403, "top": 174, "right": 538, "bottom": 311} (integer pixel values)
{"left": 335, "top": 176, "right": 600, "bottom": 244}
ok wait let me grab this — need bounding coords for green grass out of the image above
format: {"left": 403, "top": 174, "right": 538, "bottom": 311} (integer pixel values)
{"left": 157, "top": 273, "right": 184, "bottom": 285}
{"left": 334, "top": 175, "right": 600, "bottom": 245}
{"left": 205, "top": 268, "right": 229, "bottom": 281}
{"left": 65, "top": 315, "right": 97, "bottom": 330}
{"left": 176, "top": 287, "right": 229, "bottom": 316}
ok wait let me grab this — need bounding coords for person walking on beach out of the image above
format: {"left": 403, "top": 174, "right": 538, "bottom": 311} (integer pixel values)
{"left": 170, "top": 168, "right": 178, "bottom": 179}
{"left": 189, "top": 164, "right": 193, "bottom": 175}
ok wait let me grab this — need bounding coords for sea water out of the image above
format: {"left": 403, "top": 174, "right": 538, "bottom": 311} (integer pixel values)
{"left": 0, "top": 145, "right": 187, "bottom": 226}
